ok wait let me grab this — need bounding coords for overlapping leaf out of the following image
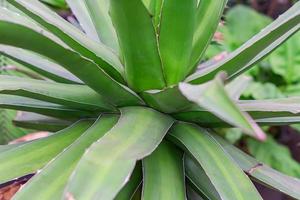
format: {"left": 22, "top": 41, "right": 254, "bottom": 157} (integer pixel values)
{"left": 188, "top": 2, "right": 300, "bottom": 84}
{"left": 13, "top": 115, "right": 118, "bottom": 200}
{"left": 179, "top": 74, "right": 266, "bottom": 140}
{"left": 168, "top": 123, "right": 262, "bottom": 200}
{"left": 0, "top": 120, "right": 93, "bottom": 184}
{"left": 64, "top": 107, "right": 173, "bottom": 200}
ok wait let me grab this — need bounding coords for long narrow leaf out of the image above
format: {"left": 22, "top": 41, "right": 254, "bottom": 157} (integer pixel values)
{"left": 142, "top": 141, "right": 185, "bottom": 200}
{"left": 0, "top": 8, "right": 143, "bottom": 106}
{"left": 179, "top": 74, "right": 266, "bottom": 140}
{"left": 188, "top": 2, "right": 300, "bottom": 84}
{"left": 65, "top": 0, "right": 100, "bottom": 42}
{"left": 185, "top": 156, "right": 221, "bottom": 200}
{"left": 189, "top": 0, "right": 227, "bottom": 70}
{"left": 158, "top": 0, "right": 196, "bottom": 85}
{"left": 213, "top": 134, "right": 300, "bottom": 200}
{"left": 0, "top": 45, "right": 82, "bottom": 84}
{"left": 0, "top": 120, "right": 93, "bottom": 184}
{"left": 168, "top": 123, "right": 262, "bottom": 200}
{"left": 0, "top": 75, "right": 115, "bottom": 111}
{"left": 110, "top": 0, "right": 166, "bottom": 92}
{"left": 0, "top": 94, "right": 93, "bottom": 119}
{"left": 7, "top": 0, "right": 125, "bottom": 82}
{"left": 68, "top": 0, "right": 120, "bottom": 53}
{"left": 141, "top": 87, "right": 193, "bottom": 113}
{"left": 13, "top": 115, "right": 118, "bottom": 200}
{"left": 64, "top": 107, "right": 173, "bottom": 200}
{"left": 13, "top": 112, "right": 72, "bottom": 132}
{"left": 115, "top": 163, "right": 142, "bottom": 200}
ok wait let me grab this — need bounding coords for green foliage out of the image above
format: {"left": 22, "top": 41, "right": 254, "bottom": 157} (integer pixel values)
{"left": 0, "top": 1, "right": 300, "bottom": 199}
{"left": 209, "top": 5, "right": 300, "bottom": 178}
{"left": 247, "top": 137, "right": 300, "bottom": 178}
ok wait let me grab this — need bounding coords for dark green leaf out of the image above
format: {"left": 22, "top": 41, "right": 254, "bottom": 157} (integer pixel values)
{"left": 13, "top": 115, "right": 118, "bottom": 200}
{"left": 0, "top": 120, "right": 93, "bottom": 184}
{"left": 110, "top": 0, "right": 166, "bottom": 92}
{"left": 168, "top": 123, "right": 262, "bottom": 200}
{"left": 189, "top": 0, "right": 227, "bottom": 70}
{"left": 188, "top": 2, "right": 300, "bottom": 84}
{"left": 64, "top": 107, "right": 173, "bottom": 200}
{"left": 159, "top": 0, "right": 196, "bottom": 85}
{"left": 142, "top": 140, "right": 185, "bottom": 200}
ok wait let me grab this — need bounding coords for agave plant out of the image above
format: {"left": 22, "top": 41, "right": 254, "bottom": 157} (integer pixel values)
{"left": 0, "top": 0, "right": 300, "bottom": 199}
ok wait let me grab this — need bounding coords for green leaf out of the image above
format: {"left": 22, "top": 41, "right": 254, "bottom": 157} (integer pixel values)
{"left": 141, "top": 87, "right": 192, "bottom": 113}
{"left": 185, "top": 156, "right": 221, "bottom": 200}
{"left": 65, "top": 0, "right": 101, "bottom": 42}
{"left": 188, "top": 2, "right": 300, "bottom": 84}
{"left": 142, "top": 140, "right": 185, "bottom": 200}
{"left": 13, "top": 112, "right": 73, "bottom": 132}
{"left": 0, "top": 94, "right": 94, "bottom": 119}
{"left": 186, "top": 185, "right": 207, "bottom": 200}
{"left": 110, "top": 0, "right": 166, "bottom": 92}
{"left": 179, "top": 74, "right": 266, "bottom": 140}
{"left": 0, "top": 44, "right": 82, "bottom": 84}
{"left": 115, "top": 163, "right": 142, "bottom": 200}
{"left": 7, "top": 0, "right": 125, "bottom": 82}
{"left": 158, "top": 0, "right": 196, "bottom": 85}
{"left": 225, "top": 75, "right": 252, "bottom": 100}
{"left": 0, "top": 8, "right": 143, "bottom": 106}
{"left": 40, "top": 0, "right": 67, "bottom": 8}
{"left": 0, "top": 75, "right": 115, "bottom": 111}
{"left": 64, "top": 107, "right": 173, "bottom": 200}
{"left": 247, "top": 137, "right": 300, "bottom": 178}
{"left": 0, "top": 120, "right": 93, "bottom": 184}
{"left": 222, "top": 5, "right": 272, "bottom": 50}
{"left": 144, "top": 0, "right": 163, "bottom": 32}
{"left": 189, "top": 0, "right": 227, "bottom": 70}
{"left": 243, "top": 82, "right": 284, "bottom": 100}
{"left": 67, "top": 0, "right": 120, "bottom": 53}
{"left": 174, "top": 97, "right": 300, "bottom": 127}
{"left": 270, "top": 32, "right": 300, "bottom": 83}
{"left": 0, "top": 109, "right": 28, "bottom": 144}
{"left": 13, "top": 115, "right": 118, "bottom": 200}
{"left": 168, "top": 123, "right": 262, "bottom": 200}
{"left": 214, "top": 134, "right": 300, "bottom": 200}
{"left": 238, "top": 97, "right": 300, "bottom": 114}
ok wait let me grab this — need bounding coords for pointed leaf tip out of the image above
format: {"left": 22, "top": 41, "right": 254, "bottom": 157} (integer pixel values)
{"left": 179, "top": 75, "right": 266, "bottom": 141}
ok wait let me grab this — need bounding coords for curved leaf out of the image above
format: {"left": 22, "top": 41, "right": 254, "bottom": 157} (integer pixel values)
{"left": 158, "top": 0, "right": 196, "bottom": 85}
{"left": 0, "top": 94, "right": 93, "bottom": 119}
{"left": 115, "top": 163, "right": 142, "bottom": 200}
{"left": 7, "top": 0, "right": 125, "bottom": 82}
{"left": 188, "top": 2, "right": 300, "bottom": 84}
{"left": 67, "top": 0, "right": 120, "bottom": 53}
{"left": 110, "top": 0, "right": 166, "bottom": 92}
{"left": 214, "top": 134, "right": 300, "bottom": 200}
{"left": 13, "top": 115, "right": 118, "bottom": 200}
{"left": 142, "top": 140, "right": 185, "bottom": 200}
{"left": 13, "top": 112, "right": 72, "bottom": 132}
{"left": 0, "top": 120, "right": 93, "bottom": 184}
{"left": 0, "top": 75, "right": 115, "bottom": 111}
{"left": 0, "top": 44, "right": 82, "bottom": 84}
{"left": 189, "top": 0, "right": 227, "bottom": 70}
{"left": 64, "top": 107, "right": 173, "bottom": 200}
{"left": 168, "top": 123, "right": 262, "bottom": 200}
{"left": 0, "top": 8, "right": 143, "bottom": 106}
{"left": 65, "top": 0, "right": 101, "bottom": 42}
{"left": 185, "top": 156, "right": 221, "bottom": 200}
{"left": 179, "top": 75, "right": 266, "bottom": 140}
